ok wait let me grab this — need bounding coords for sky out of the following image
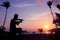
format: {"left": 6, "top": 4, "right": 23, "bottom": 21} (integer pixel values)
{"left": 0, "top": 0, "right": 60, "bottom": 32}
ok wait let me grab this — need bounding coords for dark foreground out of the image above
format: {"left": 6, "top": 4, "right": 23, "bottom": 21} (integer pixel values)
{"left": 0, "top": 34, "right": 59, "bottom": 40}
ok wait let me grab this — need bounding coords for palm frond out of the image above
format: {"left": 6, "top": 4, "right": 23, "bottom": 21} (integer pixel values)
{"left": 47, "top": 1, "right": 52, "bottom": 8}
{"left": 1, "top": 1, "right": 10, "bottom": 9}
{"left": 56, "top": 4, "right": 60, "bottom": 10}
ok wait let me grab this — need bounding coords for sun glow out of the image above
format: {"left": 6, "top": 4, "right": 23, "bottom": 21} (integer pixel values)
{"left": 43, "top": 25, "right": 50, "bottom": 34}
{"left": 45, "top": 25, "right": 49, "bottom": 29}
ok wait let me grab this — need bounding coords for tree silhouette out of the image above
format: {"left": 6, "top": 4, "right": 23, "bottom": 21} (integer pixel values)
{"left": 47, "top": 1, "right": 58, "bottom": 28}
{"left": 56, "top": 4, "right": 60, "bottom": 26}
{"left": 47, "top": 1, "right": 54, "bottom": 20}
{"left": 53, "top": 4, "right": 60, "bottom": 27}
{"left": 38, "top": 29, "right": 43, "bottom": 34}
{"left": 54, "top": 13, "right": 60, "bottom": 26}
{"left": 56, "top": 4, "right": 60, "bottom": 10}
{"left": 47, "top": 1, "right": 52, "bottom": 8}
{"left": 1, "top": 1, "right": 10, "bottom": 28}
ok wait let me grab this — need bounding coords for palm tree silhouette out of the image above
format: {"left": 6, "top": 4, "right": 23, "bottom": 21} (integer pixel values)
{"left": 56, "top": 4, "right": 60, "bottom": 10}
{"left": 55, "top": 4, "right": 60, "bottom": 27}
{"left": 47, "top": 1, "right": 57, "bottom": 28}
{"left": 1, "top": 1, "right": 10, "bottom": 29}
{"left": 47, "top": 1, "right": 54, "bottom": 20}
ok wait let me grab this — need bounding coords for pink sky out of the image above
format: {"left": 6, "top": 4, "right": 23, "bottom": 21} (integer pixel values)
{"left": 0, "top": 0, "right": 60, "bottom": 33}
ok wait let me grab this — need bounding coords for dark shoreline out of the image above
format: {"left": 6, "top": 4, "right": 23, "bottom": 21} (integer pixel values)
{"left": 0, "top": 34, "right": 56, "bottom": 40}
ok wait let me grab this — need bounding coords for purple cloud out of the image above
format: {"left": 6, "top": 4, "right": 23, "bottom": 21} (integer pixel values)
{"left": 52, "top": 0, "right": 60, "bottom": 5}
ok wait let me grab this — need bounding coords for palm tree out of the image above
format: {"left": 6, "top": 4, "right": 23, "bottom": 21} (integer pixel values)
{"left": 55, "top": 4, "right": 60, "bottom": 27}
{"left": 1, "top": 1, "right": 10, "bottom": 29}
{"left": 47, "top": 1, "right": 54, "bottom": 20}
{"left": 56, "top": 4, "right": 60, "bottom": 10}
{"left": 47, "top": 1, "right": 57, "bottom": 28}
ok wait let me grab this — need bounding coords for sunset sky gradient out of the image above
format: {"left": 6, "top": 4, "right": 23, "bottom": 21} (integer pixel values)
{"left": 0, "top": 0, "right": 60, "bottom": 32}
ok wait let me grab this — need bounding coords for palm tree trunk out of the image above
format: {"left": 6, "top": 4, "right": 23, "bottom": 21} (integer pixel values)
{"left": 50, "top": 8, "right": 54, "bottom": 20}
{"left": 50, "top": 8, "right": 57, "bottom": 28}
{"left": 3, "top": 8, "right": 8, "bottom": 28}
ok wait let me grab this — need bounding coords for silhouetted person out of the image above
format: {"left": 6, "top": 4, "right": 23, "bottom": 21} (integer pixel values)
{"left": 10, "top": 14, "right": 24, "bottom": 36}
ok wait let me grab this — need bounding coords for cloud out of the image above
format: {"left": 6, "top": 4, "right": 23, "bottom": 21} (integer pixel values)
{"left": 52, "top": 0, "right": 60, "bottom": 6}
{"left": 26, "top": 12, "right": 50, "bottom": 21}
{"left": 35, "top": 0, "right": 44, "bottom": 3}
{"left": 35, "top": 0, "right": 48, "bottom": 4}
{"left": 13, "top": 4, "right": 37, "bottom": 7}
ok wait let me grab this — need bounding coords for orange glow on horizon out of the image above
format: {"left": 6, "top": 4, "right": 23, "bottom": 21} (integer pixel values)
{"left": 45, "top": 25, "right": 49, "bottom": 29}
{"left": 16, "top": 12, "right": 56, "bottom": 34}
{"left": 43, "top": 24, "right": 51, "bottom": 34}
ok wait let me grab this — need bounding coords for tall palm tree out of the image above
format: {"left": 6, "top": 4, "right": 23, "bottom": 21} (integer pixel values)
{"left": 47, "top": 1, "right": 57, "bottom": 28}
{"left": 47, "top": 1, "right": 54, "bottom": 20}
{"left": 55, "top": 4, "right": 60, "bottom": 26}
{"left": 53, "top": 4, "right": 60, "bottom": 27}
{"left": 1, "top": 1, "right": 10, "bottom": 29}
